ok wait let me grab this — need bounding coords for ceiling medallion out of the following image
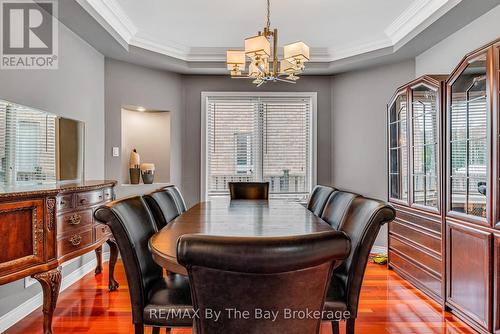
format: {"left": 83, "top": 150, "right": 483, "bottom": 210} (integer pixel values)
{"left": 226, "top": 0, "right": 310, "bottom": 87}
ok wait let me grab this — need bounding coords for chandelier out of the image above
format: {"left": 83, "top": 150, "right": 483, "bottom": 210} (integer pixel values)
{"left": 226, "top": 0, "right": 310, "bottom": 86}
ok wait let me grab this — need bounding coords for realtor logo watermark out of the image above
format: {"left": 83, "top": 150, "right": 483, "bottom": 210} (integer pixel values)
{"left": 1, "top": 0, "right": 58, "bottom": 69}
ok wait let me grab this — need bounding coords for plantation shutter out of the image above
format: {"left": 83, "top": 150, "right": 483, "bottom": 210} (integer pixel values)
{"left": 262, "top": 98, "right": 310, "bottom": 194}
{"left": 206, "top": 98, "right": 260, "bottom": 196}
{"left": 206, "top": 95, "right": 313, "bottom": 199}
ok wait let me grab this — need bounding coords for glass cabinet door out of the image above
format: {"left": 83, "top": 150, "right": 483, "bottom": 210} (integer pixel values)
{"left": 389, "top": 92, "right": 409, "bottom": 202}
{"left": 412, "top": 85, "right": 439, "bottom": 209}
{"left": 449, "top": 55, "right": 488, "bottom": 218}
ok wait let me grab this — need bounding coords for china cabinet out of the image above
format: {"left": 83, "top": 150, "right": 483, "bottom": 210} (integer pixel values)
{"left": 387, "top": 75, "right": 447, "bottom": 304}
{"left": 388, "top": 38, "right": 500, "bottom": 334}
{"left": 444, "top": 39, "right": 500, "bottom": 334}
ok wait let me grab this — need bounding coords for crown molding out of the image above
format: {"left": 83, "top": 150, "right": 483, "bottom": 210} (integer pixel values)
{"left": 75, "top": 0, "right": 461, "bottom": 64}
{"left": 385, "top": 0, "right": 463, "bottom": 46}
{"left": 328, "top": 38, "right": 393, "bottom": 61}
{"left": 130, "top": 33, "right": 191, "bottom": 61}
{"left": 75, "top": 0, "right": 137, "bottom": 48}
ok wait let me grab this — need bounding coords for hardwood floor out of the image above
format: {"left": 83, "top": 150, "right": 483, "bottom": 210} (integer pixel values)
{"left": 5, "top": 261, "right": 475, "bottom": 334}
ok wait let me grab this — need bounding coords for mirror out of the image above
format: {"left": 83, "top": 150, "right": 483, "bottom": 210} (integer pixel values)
{"left": 0, "top": 99, "right": 85, "bottom": 187}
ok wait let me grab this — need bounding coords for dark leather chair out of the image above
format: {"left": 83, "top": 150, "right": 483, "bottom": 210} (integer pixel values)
{"left": 94, "top": 196, "right": 193, "bottom": 334}
{"left": 144, "top": 189, "right": 181, "bottom": 230}
{"left": 320, "top": 191, "right": 359, "bottom": 229}
{"left": 228, "top": 182, "right": 270, "bottom": 200}
{"left": 177, "top": 231, "right": 351, "bottom": 334}
{"left": 307, "top": 185, "right": 336, "bottom": 216}
{"left": 323, "top": 195, "right": 396, "bottom": 334}
{"left": 163, "top": 185, "right": 187, "bottom": 213}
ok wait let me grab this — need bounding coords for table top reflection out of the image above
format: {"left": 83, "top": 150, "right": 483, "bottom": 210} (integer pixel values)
{"left": 149, "top": 199, "right": 333, "bottom": 275}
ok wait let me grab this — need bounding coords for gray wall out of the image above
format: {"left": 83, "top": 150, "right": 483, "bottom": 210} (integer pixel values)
{"left": 330, "top": 59, "right": 416, "bottom": 246}
{"left": 0, "top": 23, "right": 105, "bottom": 319}
{"left": 416, "top": 4, "right": 500, "bottom": 76}
{"left": 181, "top": 75, "right": 334, "bottom": 206}
{"left": 104, "top": 59, "right": 183, "bottom": 197}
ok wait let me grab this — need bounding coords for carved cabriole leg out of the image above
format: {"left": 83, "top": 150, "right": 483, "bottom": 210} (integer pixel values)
{"left": 94, "top": 245, "right": 103, "bottom": 274}
{"left": 107, "top": 239, "right": 119, "bottom": 291}
{"left": 32, "top": 267, "right": 62, "bottom": 334}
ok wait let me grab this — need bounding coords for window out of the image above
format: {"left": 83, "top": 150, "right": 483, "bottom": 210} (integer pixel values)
{"left": 235, "top": 132, "right": 253, "bottom": 174}
{"left": 202, "top": 92, "right": 316, "bottom": 200}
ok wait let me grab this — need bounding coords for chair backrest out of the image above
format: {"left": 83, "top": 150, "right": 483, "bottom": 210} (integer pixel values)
{"left": 307, "top": 185, "right": 335, "bottom": 216}
{"left": 94, "top": 196, "right": 163, "bottom": 324}
{"left": 228, "top": 182, "right": 269, "bottom": 200}
{"left": 320, "top": 191, "right": 359, "bottom": 229}
{"left": 163, "top": 185, "right": 187, "bottom": 213}
{"left": 330, "top": 196, "right": 395, "bottom": 317}
{"left": 144, "top": 189, "right": 181, "bottom": 229}
{"left": 177, "top": 231, "right": 350, "bottom": 334}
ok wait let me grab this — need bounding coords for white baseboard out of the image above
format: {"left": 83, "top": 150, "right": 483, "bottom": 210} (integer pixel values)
{"left": 371, "top": 245, "right": 388, "bottom": 254}
{"left": 0, "top": 252, "right": 110, "bottom": 333}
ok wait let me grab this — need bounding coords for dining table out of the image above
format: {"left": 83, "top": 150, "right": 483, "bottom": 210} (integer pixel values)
{"left": 149, "top": 199, "right": 335, "bottom": 275}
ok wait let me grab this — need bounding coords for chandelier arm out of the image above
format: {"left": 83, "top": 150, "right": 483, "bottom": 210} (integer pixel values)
{"left": 276, "top": 78, "right": 297, "bottom": 84}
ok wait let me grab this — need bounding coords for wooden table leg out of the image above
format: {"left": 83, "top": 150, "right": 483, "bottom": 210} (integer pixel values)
{"left": 107, "top": 239, "right": 119, "bottom": 291}
{"left": 94, "top": 245, "right": 103, "bottom": 274}
{"left": 32, "top": 267, "right": 61, "bottom": 334}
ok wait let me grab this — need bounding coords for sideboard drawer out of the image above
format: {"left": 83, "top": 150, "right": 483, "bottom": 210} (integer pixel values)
{"left": 103, "top": 188, "right": 113, "bottom": 201}
{"left": 58, "top": 209, "right": 93, "bottom": 236}
{"left": 58, "top": 228, "right": 93, "bottom": 256}
{"left": 76, "top": 190, "right": 104, "bottom": 207}
{"left": 57, "top": 194, "right": 73, "bottom": 211}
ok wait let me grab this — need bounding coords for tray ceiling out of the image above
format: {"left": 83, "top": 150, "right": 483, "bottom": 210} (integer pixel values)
{"left": 76, "top": 0, "right": 463, "bottom": 62}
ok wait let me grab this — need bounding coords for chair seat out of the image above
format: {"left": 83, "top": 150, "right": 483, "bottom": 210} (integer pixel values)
{"left": 144, "top": 274, "right": 194, "bottom": 327}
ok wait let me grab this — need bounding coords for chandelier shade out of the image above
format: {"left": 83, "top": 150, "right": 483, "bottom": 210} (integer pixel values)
{"left": 226, "top": 50, "right": 246, "bottom": 72}
{"left": 244, "top": 35, "right": 271, "bottom": 59}
{"left": 226, "top": 0, "right": 310, "bottom": 86}
{"left": 284, "top": 42, "right": 310, "bottom": 62}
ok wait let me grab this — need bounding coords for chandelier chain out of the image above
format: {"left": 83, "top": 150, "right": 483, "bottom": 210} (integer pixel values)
{"left": 266, "top": 0, "right": 270, "bottom": 30}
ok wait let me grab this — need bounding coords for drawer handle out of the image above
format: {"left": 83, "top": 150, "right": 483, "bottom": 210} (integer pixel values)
{"left": 68, "top": 214, "right": 81, "bottom": 225}
{"left": 70, "top": 234, "right": 82, "bottom": 246}
{"left": 80, "top": 198, "right": 88, "bottom": 205}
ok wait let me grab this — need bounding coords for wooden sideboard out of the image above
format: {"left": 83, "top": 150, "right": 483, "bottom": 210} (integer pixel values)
{"left": 0, "top": 180, "right": 117, "bottom": 334}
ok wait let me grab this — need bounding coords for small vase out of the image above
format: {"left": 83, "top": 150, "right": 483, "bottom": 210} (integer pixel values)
{"left": 129, "top": 168, "right": 141, "bottom": 184}
{"left": 141, "top": 170, "right": 155, "bottom": 184}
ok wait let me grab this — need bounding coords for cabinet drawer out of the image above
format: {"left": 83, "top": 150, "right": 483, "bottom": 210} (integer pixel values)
{"left": 58, "top": 228, "right": 93, "bottom": 256}
{"left": 390, "top": 220, "right": 441, "bottom": 255}
{"left": 103, "top": 188, "right": 113, "bottom": 201}
{"left": 390, "top": 251, "right": 442, "bottom": 299}
{"left": 390, "top": 236, "right": 441, "bottom": 275}
{"left": 395, "top": 209, "right": 441, "bottom": 234}
{"left": 94, "top": 224, "right": 111, "bottom": 241}
{"left": 57, "top": 194, "right": 73, "bottom": 211}
{"left": 76, "top": 190, "right": 104, "bottom": 207}
{"left": 57, "top": 209, "right": 93, "bottom": 236}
